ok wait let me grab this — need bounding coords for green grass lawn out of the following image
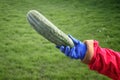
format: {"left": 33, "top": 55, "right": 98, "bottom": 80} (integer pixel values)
{"left": 0, "top": 0, "right": 120, "bottom": 80}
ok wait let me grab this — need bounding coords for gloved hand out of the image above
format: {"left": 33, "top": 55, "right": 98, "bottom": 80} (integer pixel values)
{"left": 56, "top": 35, "right": 87, "bottom": 60}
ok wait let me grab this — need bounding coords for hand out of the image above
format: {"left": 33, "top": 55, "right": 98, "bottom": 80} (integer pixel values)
{"left": 56, "top": 35, "right": 87, "bottom": 60}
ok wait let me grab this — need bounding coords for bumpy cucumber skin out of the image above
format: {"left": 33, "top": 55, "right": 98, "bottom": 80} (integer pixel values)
{"left": 27, "top": 10, "right": 74, "bottom": 47}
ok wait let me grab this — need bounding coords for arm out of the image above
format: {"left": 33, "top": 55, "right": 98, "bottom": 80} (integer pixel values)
{"left": 84, "top": 40, "right": 120, "bottom": 80}
{"left": 57, "top": 36, "right": 120, "bottom": 80}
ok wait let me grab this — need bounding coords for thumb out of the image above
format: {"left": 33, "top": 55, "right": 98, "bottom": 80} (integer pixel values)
{"left": 68, "top": 34, "right": 79, "bottom": 44}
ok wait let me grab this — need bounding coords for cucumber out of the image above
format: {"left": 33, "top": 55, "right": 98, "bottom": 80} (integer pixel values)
{"left": 27, "top": 10, "right": 74, "bottom": 47}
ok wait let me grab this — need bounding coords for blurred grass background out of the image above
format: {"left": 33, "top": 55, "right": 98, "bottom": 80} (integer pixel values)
{"left": 0, "top": 0, "right": 120, "bottom": 80}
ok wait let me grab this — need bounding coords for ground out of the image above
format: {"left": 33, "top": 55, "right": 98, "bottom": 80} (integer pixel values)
{"left": 0, "top": 0, "right": 120, "bottom": 80}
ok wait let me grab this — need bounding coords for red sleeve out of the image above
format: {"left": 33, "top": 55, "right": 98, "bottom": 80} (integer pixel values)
{"left": 88, "top": 40, "right": 120, "bottom": 80}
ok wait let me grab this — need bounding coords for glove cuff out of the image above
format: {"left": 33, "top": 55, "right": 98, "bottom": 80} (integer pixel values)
{"left": 82, "top": 40, "right": 94, "bottom": 64}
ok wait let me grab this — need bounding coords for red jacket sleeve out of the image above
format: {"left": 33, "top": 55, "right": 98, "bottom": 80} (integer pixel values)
{"left": 88, "top": 40, "right": 120, "bottom": 80}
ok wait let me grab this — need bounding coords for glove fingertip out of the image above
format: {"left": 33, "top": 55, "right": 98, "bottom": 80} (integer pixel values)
{"left": 60, "top": 46, "right": 65, "bottom": 52}
{"left": 68, "top": 35, "right": 78, "bottom": 44}
{"left": 68, "top": 34, "right": 73, "bottom": 39}
{"left": 65, "top": 46, "right": 70, "bottom": 56}
{"left": 56, "top": 45, "right": 60, "bottom": 49}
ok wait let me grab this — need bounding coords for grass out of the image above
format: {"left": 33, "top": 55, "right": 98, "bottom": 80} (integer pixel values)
{"left": 0, "top": 0, "right": 120, "bottom": 80}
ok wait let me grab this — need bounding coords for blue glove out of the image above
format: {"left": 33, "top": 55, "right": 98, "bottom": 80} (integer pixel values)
{"left": 57, "top": 35, "right": 87, "bottom": 60}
